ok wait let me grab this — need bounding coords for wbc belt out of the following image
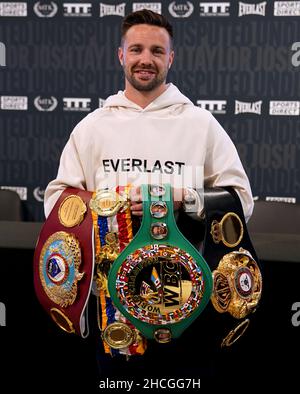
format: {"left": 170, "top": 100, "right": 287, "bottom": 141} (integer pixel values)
{"left": 33, "top": 188, "right": 94, "bottom": 337}
{"left": 202, "top": 187, "right": 263, "bottom": 347}
{"left": 108, "top": 184, "right": 213, "bottom": 343}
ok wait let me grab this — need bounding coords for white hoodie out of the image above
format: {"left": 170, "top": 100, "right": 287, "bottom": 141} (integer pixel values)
{"left": 44, "top": 84, "right": 253, "bottom": 220}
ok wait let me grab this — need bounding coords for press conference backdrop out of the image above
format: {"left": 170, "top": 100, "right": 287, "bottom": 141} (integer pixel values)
{"left": 0, "top": 0, "right": 300, "bottom": 221}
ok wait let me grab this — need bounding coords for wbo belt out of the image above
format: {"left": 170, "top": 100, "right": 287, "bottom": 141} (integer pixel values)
{"left": 33, "top": 188, "right": 94, "bottom": 337}
{"left": 108, "top": 184, "right": 213, "bottom": 343}
{"left": 202, "top": 187, "right": 263, "bottom": 347}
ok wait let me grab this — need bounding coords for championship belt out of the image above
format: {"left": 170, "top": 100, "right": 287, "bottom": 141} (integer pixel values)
{"left": 90, "top": 185, "right": 147, "bottom": 356}
{"left": 108, "top": 184, "right": 213, "bottom": 343}
{"left": 33, "top": 188, "right": 94, "bottom": 337}
{"left": 202, "top": 187, "right": 263, "bottom": 347}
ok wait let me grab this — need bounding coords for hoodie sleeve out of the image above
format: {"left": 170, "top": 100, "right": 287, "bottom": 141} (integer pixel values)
{"left": 44, "top": 130, "right": 87, "bottom": 218}
{"left": 203, "top": 113, "right": 254, "bottom": 222}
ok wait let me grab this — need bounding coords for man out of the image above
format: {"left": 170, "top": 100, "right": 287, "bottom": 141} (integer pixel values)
{"left": 44, "top": 9, "right": 253, "bottom": 222}
{"left": 44, "top": 9, "right": 254, "bottom": 384}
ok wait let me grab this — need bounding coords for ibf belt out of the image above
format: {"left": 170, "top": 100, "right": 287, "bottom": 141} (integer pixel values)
{"left": 33, "top": 188, "right": 94, "bottom": 337}
{"left": 108, "top": 184, "right": 213, "bottom": 343}
{"left": 90, "top": 185, "right": 147, "bottom": 356}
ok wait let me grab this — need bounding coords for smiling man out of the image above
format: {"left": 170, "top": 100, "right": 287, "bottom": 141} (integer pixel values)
{"left": 43, "top": 8, "right": 254, "bottom": 384}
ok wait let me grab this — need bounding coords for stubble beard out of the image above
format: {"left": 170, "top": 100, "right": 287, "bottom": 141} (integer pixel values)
{"left": 124, "top": 65, "right": 168, "bottom": 92}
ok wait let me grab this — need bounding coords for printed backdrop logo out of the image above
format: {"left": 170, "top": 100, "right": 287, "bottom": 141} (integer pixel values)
{"left": 99, "top": 3, "right": 125, "bottom": 17}
{"left": 63, "top": 97, "right": 91, "bottom": 111}
{"left": 132, "top": 2, "right": 162, "bottom": 14}
{"left": 269, "top": 101, "right": 300, "bottom": 115}
{"left": 199, "top": 2, "right": 230, "bottom": 16}
{"left": 196, "top": 100, "right": 227, "bottom": 114}
{"left": 235, "top": 100, "right": 262, "bottom": 115}
{"left": 0, "top": 42, "right": 5, "bottom": 66}
{"left": 0, "top": 2, "right": 27, "bottom": 16}
{"left": 265, "top": 196, "right": 296, "bottom": 203}
{"left": 0, "top": 186, "right": 27, "bottom": 200}
{"left": 238, "top": 1, "right": 266, "bottom": 16}
{"left": 63, "top": 2, "right": 92, "bottom": 16}
{"left": 291, "top": 42, "right": 300, "bottom": 67}
{"left": 33, "top": 187, "right": 45, "bottom": 202}
{"left": 168, "top": 1, "right": 194, "bottom": 17}
{"left": 274, "top": 1, "right": 300, "bottom": 16}
{"left": 34, "top": 96, "right": 58, "bottom": 111}
{"left": 33, "top": 1, "right": 58, "bottom": 17}
{"left": 0, "top": 302, "right": 5, "bottom": 326}
{"left": 0, "top": 96, "right": 28, "bottom": 110}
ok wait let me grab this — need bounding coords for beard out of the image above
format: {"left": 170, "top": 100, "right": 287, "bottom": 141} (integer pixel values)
{"left": 123, "top": 64, "right": 168, "bottom": 92}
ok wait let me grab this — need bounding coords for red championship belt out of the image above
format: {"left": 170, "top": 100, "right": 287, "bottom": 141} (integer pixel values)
{"left": 33, "top": 188, "right": 94, "bottom": 337}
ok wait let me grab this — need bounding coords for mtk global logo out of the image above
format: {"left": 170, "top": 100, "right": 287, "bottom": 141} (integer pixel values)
{"left": 33, "top": 187, "right": 45, "bottom": 202}
{"left": 168, "top": 1, "right": 194, "bottom": 17}
{"left": 34, "top": 1, "right": 58, "bottom": 17}
{"left": 34, "top": 96, "right": 58, "bottom": 111}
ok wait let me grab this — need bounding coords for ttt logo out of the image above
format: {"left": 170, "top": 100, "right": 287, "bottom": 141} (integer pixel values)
{"left": 291, "top": 302, "right": 300, "bottom": 327}
{"left": 291, "top": 42, "right": 300, "bottom": 67}
{"left": 0, "top": 42, "right": 5, "bottom": 66}
{"left": 0, "top": 302, "right": 6, "bottom": 326}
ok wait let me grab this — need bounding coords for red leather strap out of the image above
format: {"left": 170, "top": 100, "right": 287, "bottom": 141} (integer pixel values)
{"left": 33, "top": 188, "right": 94, "bottom": 336}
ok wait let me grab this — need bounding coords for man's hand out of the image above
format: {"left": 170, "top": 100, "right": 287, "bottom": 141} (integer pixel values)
{"left": 129, "top": 186, "right": 183, "bottom": 216}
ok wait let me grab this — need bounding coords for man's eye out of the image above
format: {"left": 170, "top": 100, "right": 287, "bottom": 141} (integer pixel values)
{"left": 131, "top": 48, "right": 140, "bottom": 53}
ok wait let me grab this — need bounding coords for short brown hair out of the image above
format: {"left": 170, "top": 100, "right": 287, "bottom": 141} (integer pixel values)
{"left": 121, "top": 9, "right": 173, "bottom": 47}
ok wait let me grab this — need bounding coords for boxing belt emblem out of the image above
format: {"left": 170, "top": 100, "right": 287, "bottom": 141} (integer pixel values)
{"left": 108, "top": 184, "right": 213, "bottom": 343}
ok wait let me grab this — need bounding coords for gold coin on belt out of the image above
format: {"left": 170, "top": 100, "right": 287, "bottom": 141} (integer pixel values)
{"left": 102, "top": 322, "right": 136, "bottom": 349}
{"left": 89, "top": 190, "right": 128, "bottom": 217}
{"left": 58, "top": 195, "right": 87, "bottom": 227}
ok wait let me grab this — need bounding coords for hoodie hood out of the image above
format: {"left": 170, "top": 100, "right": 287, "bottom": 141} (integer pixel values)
{"left": 103, "top": 83, "right": 193, "bottom": 113}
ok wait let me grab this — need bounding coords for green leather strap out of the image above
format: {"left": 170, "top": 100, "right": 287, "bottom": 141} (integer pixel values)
{"left": 108, "top": 184, "right": 212, "bottom": 341}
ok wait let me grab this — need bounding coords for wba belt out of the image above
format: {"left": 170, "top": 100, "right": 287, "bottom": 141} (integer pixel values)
{"left": 33, "top": 188, "right": 94, "bottom": 337}
{"left": 108, "top": 184, "right": 213, "bottom": 343}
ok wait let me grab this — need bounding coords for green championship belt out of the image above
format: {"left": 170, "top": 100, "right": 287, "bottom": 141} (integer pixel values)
{"left": 108, "top": 184, "right": 212, "bottom": 343}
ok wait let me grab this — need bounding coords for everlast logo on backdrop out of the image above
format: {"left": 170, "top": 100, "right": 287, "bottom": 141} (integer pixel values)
{"left": 63, "top": 98, "right": 91, "bottom": 111}
{"left": 274, "top": 1, "right": 300, "bottom": 16}
{"left": 168, "top": 1, "right": 194, "bottom": 17}
{"left": 33, "top": 1, "right": 58, "bottom": 17}
{"left": 235, "top": 100, "right": 262, "bottom": 115}
{"left": 0, "top": 42, "right": 5, "bottom": 66}
{"left": 0, "top": 96, "right": 27, "bottom": 110}
{"left": 63, "top": 2, "right": 92, "bottom": 16}
{"left": 197, "top": 100, "right": 227, "bottom": 114}
{"left": 0, "top": 2, "right": 27, "bottom": 16}
{"left": 34, "top": 96, "right": 58, "bottom": 111}
{"left": 238, "top": 2, "right": 266, "bottom": 16}
{"left": 99, "top": 3, "right": 126, "bottom": 17}
{"left": 199, "top": 2, "right": 230, "bottom": 16}
{"left": 133, "top": 3, "right": 162, "bottom": 14}
{"left": 269, "top": 101, "right": 300, "bottom": 116}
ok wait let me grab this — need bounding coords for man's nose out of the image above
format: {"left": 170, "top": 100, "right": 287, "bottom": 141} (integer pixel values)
{"left": 139, "top": 49, "right": 153, "bottom": 65}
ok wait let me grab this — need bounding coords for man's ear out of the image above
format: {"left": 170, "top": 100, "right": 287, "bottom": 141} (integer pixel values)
{"left": 118, "top": 47, "right": 124, "bottom": 66}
